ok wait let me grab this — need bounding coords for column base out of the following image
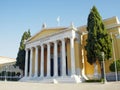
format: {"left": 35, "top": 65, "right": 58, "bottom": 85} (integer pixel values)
{"left": 33, "top": 76, "right": 39, "bottom": 79}
{"left": 53, "top": 75, "right": 58, "bottom": 78}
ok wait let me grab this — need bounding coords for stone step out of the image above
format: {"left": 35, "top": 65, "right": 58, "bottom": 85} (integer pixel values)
{"left": 20, "top": 75, "right": 84, "bottom": 83}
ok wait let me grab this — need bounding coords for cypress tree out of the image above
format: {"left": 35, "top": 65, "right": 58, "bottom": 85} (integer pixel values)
{"left": 85, "top": 6, "right": 112, "bottom": 78}
{"left": 16, "top": 29, "right": 31, "bottom": 72}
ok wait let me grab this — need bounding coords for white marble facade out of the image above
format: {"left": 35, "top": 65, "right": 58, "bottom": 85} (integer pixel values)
{"left": 22, "top": 26, "right": 83, "bottom": 83}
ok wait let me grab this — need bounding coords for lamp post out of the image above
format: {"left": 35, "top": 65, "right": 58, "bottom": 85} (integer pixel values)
{"left": 110, "top": 32, "right": 118, "bottom": 81}
{"left": 101, "top": 52, "right": 107, "bottom": 83}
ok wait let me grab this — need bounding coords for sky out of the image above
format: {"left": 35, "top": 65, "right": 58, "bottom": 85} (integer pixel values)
{"left": 0, "top": 0, "right": 120, "bottom": 58}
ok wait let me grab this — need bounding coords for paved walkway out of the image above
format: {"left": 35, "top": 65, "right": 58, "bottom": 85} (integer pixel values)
{"left": 0, "top": 81, "right": 120, "bottom": 90}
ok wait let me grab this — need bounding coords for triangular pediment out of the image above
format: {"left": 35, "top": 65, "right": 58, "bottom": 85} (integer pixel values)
{"left": 27, "top": 27, "right": 67, "bottom": 42}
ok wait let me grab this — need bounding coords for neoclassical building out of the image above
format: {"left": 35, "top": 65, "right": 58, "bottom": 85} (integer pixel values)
{"left": 0, "top": 56, "right": 23, "bottom": 79}
{"left": 22, "top": 16, "right": 120, "bottom": 83}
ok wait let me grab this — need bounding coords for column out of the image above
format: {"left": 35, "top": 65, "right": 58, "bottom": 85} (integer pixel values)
{"left": 34, "top": 46, "right": 38, "bottom": 77}
{"left": 47, "top": 43, "right": 51, "bottom": 77}
{"left": 25, "top": 49, "right": 28, "bottom": 77}
{"left": 54, "top": 41, "right": 58, "bottom": 77}
{"left": 29, "top": 48, "right": 33, "bottom": 77}
{"left": 40, "top": 45, "right": 44, "bottom": 77}
{"left": 61, "top": 39, "right": 66, "bottom": 76}
{"left": 70, "top": 37, "right": 76, "bottom": 75}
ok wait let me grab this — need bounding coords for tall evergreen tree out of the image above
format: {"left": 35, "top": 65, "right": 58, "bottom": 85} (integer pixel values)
{"left": 16, "top": 29, "right": 31, "bottom": 72}
{"left": 85, "top": 6, "right": 112, "bottom": 78}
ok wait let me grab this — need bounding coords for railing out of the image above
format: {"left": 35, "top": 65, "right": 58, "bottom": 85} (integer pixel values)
{"left": 106, "top": 75, "right": 120, "bottom": 81}
{"left": 86, "top": 74, "right": 120, "bottom": 82}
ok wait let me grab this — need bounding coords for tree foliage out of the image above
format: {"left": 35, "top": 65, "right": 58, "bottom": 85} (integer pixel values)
{"left": 85, "top": 6, "right": 112, "bottom": 65}
{"left": 16, "top": 30, "right": 31, "bottom": 71}
{"left": 110, "top": 59, "right": 120, "bottom": 72}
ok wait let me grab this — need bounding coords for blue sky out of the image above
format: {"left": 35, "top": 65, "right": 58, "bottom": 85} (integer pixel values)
{"left": 0, "top": 0, "right": 120, "bottom": 58}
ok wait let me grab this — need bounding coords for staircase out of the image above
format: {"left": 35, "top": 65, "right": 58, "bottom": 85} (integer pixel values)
{"left": 20, "top": 75, "right": 84, "bottom": 83}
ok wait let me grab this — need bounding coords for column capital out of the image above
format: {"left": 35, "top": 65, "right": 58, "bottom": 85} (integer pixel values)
{"left": 25, "top": 48, "right": 29, "bottom": 51}
{"left": 70, "top": 37, "right": 75, "bottom": 40}
{"left": 54, "top": 40, "right": 58, "bottom": 44}
{"left": 46, "top": 42, "right": 51, "bottom": 46}
{"left": 30, "top": 47, "right": 33, "bottom": 50}
{"left": 61, "top": 38, "right": 65, "bottom": 41}
{"left": 40, "top": 44, "right": 44, "bottom": 48}
{"left": 35, "top": 46, "right": 39, "bottom": 49}
{"left": 40, "top": 43, "right": 44, "bottom": 46}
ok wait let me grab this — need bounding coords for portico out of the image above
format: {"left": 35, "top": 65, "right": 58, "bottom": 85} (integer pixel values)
{"left": 23, "top": 25, "right": 83, "bottom": 83}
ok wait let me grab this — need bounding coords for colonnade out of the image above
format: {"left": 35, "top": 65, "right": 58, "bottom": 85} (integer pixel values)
{"left": 24, "top": 37, "right": 76, "bottom": 78}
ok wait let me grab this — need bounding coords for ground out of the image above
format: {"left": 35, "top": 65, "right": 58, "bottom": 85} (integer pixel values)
{"left": 0, "top": 81, "right": 120, "bottom": 90}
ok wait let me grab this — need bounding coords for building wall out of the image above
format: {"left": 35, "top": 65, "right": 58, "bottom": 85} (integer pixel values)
{"left": 80, "top": 16, "right": 120, "bottom": 78}
{"left": 117, "top": 38, "right": 120, "bottom": 59}
{"left": 74, "top": 39, "right": 81, "bottom": 75}
{"left": 103, "top": 16, "right": 119, "bottom": 26}
{"left": 116, "top": 38, "right": 120, "bottom": 58}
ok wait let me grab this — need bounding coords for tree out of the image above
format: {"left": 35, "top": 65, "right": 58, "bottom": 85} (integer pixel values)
{"left": 16, "top": 29, "right": 31, "bottom": 72}
{"left": 110, "top": 59, "right": 120, "bottom": 72}
{"left": 85, "top": 6, "right": 112, "bottom": 78}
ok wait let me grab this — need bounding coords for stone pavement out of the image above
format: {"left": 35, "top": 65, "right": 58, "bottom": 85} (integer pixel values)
{"left": 0, "top": 81, "right": 120, "bottom": 90}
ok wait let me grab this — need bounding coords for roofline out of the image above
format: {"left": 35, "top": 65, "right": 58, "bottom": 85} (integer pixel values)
{"left": 103, "top": 16, "right": 119, "bottom": 24}
{"left": 77, "top": 16, "right": 120, "bottom": 29}
{"left": 0, "top": 62, "right": 16, "bottom": 65}
{"left": 0, "top": 56, "right": 16, "bottom": 60}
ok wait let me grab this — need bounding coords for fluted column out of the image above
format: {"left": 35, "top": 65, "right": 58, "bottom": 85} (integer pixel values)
{"left": 34, "top": 46, "right": 38, "bottom": 77}
{"left": 54, "top": 41, "right": 58, "bottom": 77}
{"left": 70, "top": 37, "right": 76, "bottom": 75}
{"left": 29, "top": 48, "right": 33, "bottom": 77}
{"left": 61, "top": 39, "right": 66, "bottom": 76}
{"left": 40, "top": 45, "right": 44, "bottom": 77}
{"left": 25, "top": 48, "right": 28, "bottom": 77}
{"left": 47, "top": 43, "right": 51, "bottom": 77}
